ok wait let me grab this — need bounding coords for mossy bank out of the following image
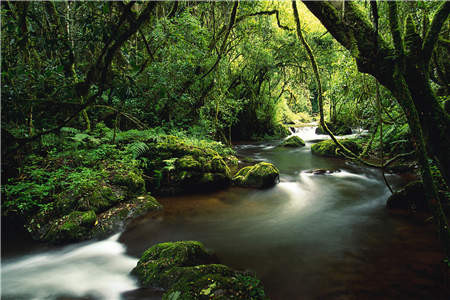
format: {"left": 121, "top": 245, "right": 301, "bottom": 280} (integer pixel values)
{"left": 2, "top": 125, "right": 238, "bottom": 244}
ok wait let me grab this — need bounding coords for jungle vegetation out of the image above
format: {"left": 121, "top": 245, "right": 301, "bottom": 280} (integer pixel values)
{"left": 1, "top": 0, "right": 449, "bottom": 260}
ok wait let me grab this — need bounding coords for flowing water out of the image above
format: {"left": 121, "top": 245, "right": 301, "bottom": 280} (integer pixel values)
{"left": 2, "top": 127, "right": 446, "bottom": 300}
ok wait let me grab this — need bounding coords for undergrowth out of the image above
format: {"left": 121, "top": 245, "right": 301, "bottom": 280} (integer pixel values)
{"left": 2, "top": 122, "right": 234, "bottom": 217}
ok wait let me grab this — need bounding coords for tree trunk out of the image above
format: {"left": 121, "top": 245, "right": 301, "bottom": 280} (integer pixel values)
{"left": 302, "top": 0, "right": 450, "bottom": 186}
{"left": 301, "top": 0, "right": 450, "bottom": 256}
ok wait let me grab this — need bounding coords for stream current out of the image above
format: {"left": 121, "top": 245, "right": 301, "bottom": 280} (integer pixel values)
{"left": 2, "top": 127, "right": 445, "bottom": 300}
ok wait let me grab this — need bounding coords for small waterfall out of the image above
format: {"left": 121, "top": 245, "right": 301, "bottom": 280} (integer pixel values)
{"left": 291, "top": 125, "right": 369, "bottom": 142}
{"left": 290, "top": 126, "right": 320, "bottom": 142}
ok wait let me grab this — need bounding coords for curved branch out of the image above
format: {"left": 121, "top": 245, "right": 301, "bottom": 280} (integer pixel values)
{"left": 294, "top": 1, "right": 387, "bottom": 169}
{"left": 236, "top": 9, "right": 292, "bottom": 31}
{"left": 167, "top": 1, "right": 178, "bottom": 19}
{"left": 200, "top": 1, "right": 239, "bottom": 80}
{"left": 302, "top": 1, "right": 396, "bottom": 90}
{"left": 211, "top": 8, "right": 291, "bottom": 50}
{"left": 388, "top": 1, "right": 404, "bottom": 57}
{"left": 422, "top": 1, "right": 450, "bottom": 65}
{"left": 93, "top": 105, "right": 147, "bottom": 129}
{"left": 7, "top": 1, "right": 157, "bottom": 152}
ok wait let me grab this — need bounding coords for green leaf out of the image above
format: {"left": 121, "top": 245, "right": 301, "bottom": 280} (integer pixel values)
{"left": 166, "top": 291, "right": 181, "bottom": 300}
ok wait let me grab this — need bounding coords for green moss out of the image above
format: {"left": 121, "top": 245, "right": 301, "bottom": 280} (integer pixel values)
{"left": 177, "top": 170, "right": 192, "bottom": 181}
{"left": 234, "top": 166, "right": 252, "bottom": 179}
{"left": 132, "top": 240, "right": 268, "bottom": 300}
{"left": 272, "top": 124, "right": 291, "bottom": 138}
{"left": 137, "top": 195, "right": 161, "bottom": 212}
{"left": 113, "top": 171, "right": 145, "bottom": 194}
{"left": 176, "top": 155, "right": 201, "bottom": 170}
{"left": 163, "top": 265, "right": 268, "bottom": 300}
{"left": 311, "top": 139, "right": 362, "bottom": 158}
{"left": 90, "top": 195, "right": 162, "bottom": 239}
{"left": 77, "top": 186, "right": 125, "bottom": 213}
{"left": 224, "top": 155, "right": 239, "bottom": 168}
{"left": 279, "top": 136, "right": 305, "bottom": 148}
{"left": 55, "top": 194, "right": 78, "bottom": 216}
{"left": 45, "top": 210, "right": 96, "bottom": 243}
{"left": 315, "top": 122, "right": 352, "bottom": 135}
{"left": 233, "top": 162, "right": 279, "bottom": 188}
{"left": 209, "top": 155, "right": 231, "bottom": 176}
{"left": 200, "top": 173, "right": 214, "bottom": 184}
{"left": 80, "top": 210, "right": 96, "bottom": 226}
{"left": 143, "top": 137, "right": 232, "bottom": 195}
{"left": 132, "top": 241, "right": 216, "bottom": 288}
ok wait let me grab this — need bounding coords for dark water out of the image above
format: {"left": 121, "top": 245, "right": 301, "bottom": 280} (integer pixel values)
{"left": 2, "top": 127, "right": 447, "bottom": 299}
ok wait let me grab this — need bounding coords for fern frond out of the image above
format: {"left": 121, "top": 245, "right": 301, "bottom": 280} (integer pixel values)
{"left": 127, "top": 141, "right": 150, "bottom": 159}
{"left": 41, "top": 133, "right": 60, "bottom": 147}
{"left": 71, "top": 133, "right": 90, "bottom": 143}
{"left": 60, "top": 127, "right": 80, "bottom": 135}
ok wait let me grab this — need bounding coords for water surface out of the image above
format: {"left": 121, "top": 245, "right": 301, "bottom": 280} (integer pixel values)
{"left": 2, "top": 127, "right": 446, "bottom": 299}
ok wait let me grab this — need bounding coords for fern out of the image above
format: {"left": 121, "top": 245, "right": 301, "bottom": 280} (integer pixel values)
{"left": 163, "top": 158, "right": 177, "bottom": 171}
{"left": 71, "top": 133, "right": 91, "bottom": 143}
{"left": 60, "top": 127, "right": 80, "bottom": 135}
{"left": 41, "top": 133, "right": 61, "bottom": 147}
{"left": 127, "top": 141, "right": 150, "bottom": 159}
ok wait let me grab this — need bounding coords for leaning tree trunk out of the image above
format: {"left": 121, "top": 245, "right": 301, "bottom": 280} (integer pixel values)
{"left": 302, "top": 0, "right": 450, "bottom": 187}
{"left": 301, "top": 0, "right": 450, "bottom": 257}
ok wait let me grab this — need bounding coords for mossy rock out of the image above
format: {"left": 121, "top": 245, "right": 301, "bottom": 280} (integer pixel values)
{"left": 233, "top": 162, "right": 280, "bottom": 189}
{"left": 142, "top": 137, "right": 232, "bottom": 195}
{"left": 44, "top": 210, "right": 97, "bottom": 243}
{"left": 272, "top": 124, "right": 291, "bottom": 138}
{"left": 163, "top": 265, "right": 268, "bottom": 300}
{"left": 387, "top": 181, "right": 428, "bottom": 211}
{"left": 176, "top": 155, "right": 202, "bottom": 170}
{"left": 113, "top": 171, "right": 145, "bottom": 194}
{"left": 54, "top": 194, "right": 78, "bottom": 216}
{"left": 311, "top": 139, "right": 362, "bottom": 158}
{"left": 40, "top": 195, "right": 161, "bottom": 244}
{"left": 278, "top": 136, "right": 305, "bottom": 148}
{"left": 91, "top": 194, "right": 162, "bottom": 240}
{"left": 315, "top": 122, "right": 352, "bottom": 135}
{"left": 132, "top": 241, "right": 268, "bottom": 300}
{"left": 224, "top": 155, "right": 239, "bottom": 168}
{"left": 131, "top": 241, "right": 217, "bottom": 288}
{"left": 77, "top": 186, "right": 126, "bottom": 213}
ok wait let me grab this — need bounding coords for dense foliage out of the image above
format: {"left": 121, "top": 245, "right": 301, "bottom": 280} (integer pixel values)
{"left": 1, "top": 1, "right": 449, "bottom": 253}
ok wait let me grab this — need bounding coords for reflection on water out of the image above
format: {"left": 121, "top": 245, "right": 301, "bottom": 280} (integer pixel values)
{"left": 2, "top": 127, "right": 446, "bottom": 300}
{"left": 120, "top": 127, "right": 445, "bottom": 299}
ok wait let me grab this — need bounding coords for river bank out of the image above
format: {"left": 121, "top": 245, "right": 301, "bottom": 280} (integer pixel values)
{"left": 2, "top": 126, "right": 448, "bottom": 299}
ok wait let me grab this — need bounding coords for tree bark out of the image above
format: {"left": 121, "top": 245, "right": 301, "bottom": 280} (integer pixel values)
{"left": 302, "top": 0, "right": 450, "bottom": 257}
{"left": 302, "top": 0, "right": 450, "bottom": 187}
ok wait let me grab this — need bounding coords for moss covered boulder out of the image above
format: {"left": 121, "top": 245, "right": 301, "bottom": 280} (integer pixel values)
{"left": 311, "top": 139, "right": 362, "bottom": 158}
{"left": 43, "top": 210, "right": 97, "bottom": 242}
{"left": 278, "top": 136, "right": 305, "bottom": 148}
{"left": 163, "top": 265, "right": 268, "bottom": 300}
{"left": 91, "top": 194, "right": 162, "bottom": 240}
{"left": 132, "top": 241, "right": 218, "bottom": 288}
{"left": 132, "top": 241, "right": 268, "bottom": 300}
{"left": 387, "top": 181, "right": 428, "bottom": 211}
{"left": 233, "top": 162, "right": 280, "bottom": 189}
{"left": 41, "top": 194, "right": 161, "bottom": 244}
{"left": 315, "top": 122, "right": 352, "bottom": 135}
{"left": 141, "top": 136, "right": 234, "bottom": 195}
{"left": 112, "top": 171, "right": 145, "bottom": 195}
{"left": 273, "top": 124, "right": 291, "bottom": 138}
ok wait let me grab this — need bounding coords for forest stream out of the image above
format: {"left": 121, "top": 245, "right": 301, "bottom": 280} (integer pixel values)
{"left": 2, "top": 127, "right": 446, "bottom": 300}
